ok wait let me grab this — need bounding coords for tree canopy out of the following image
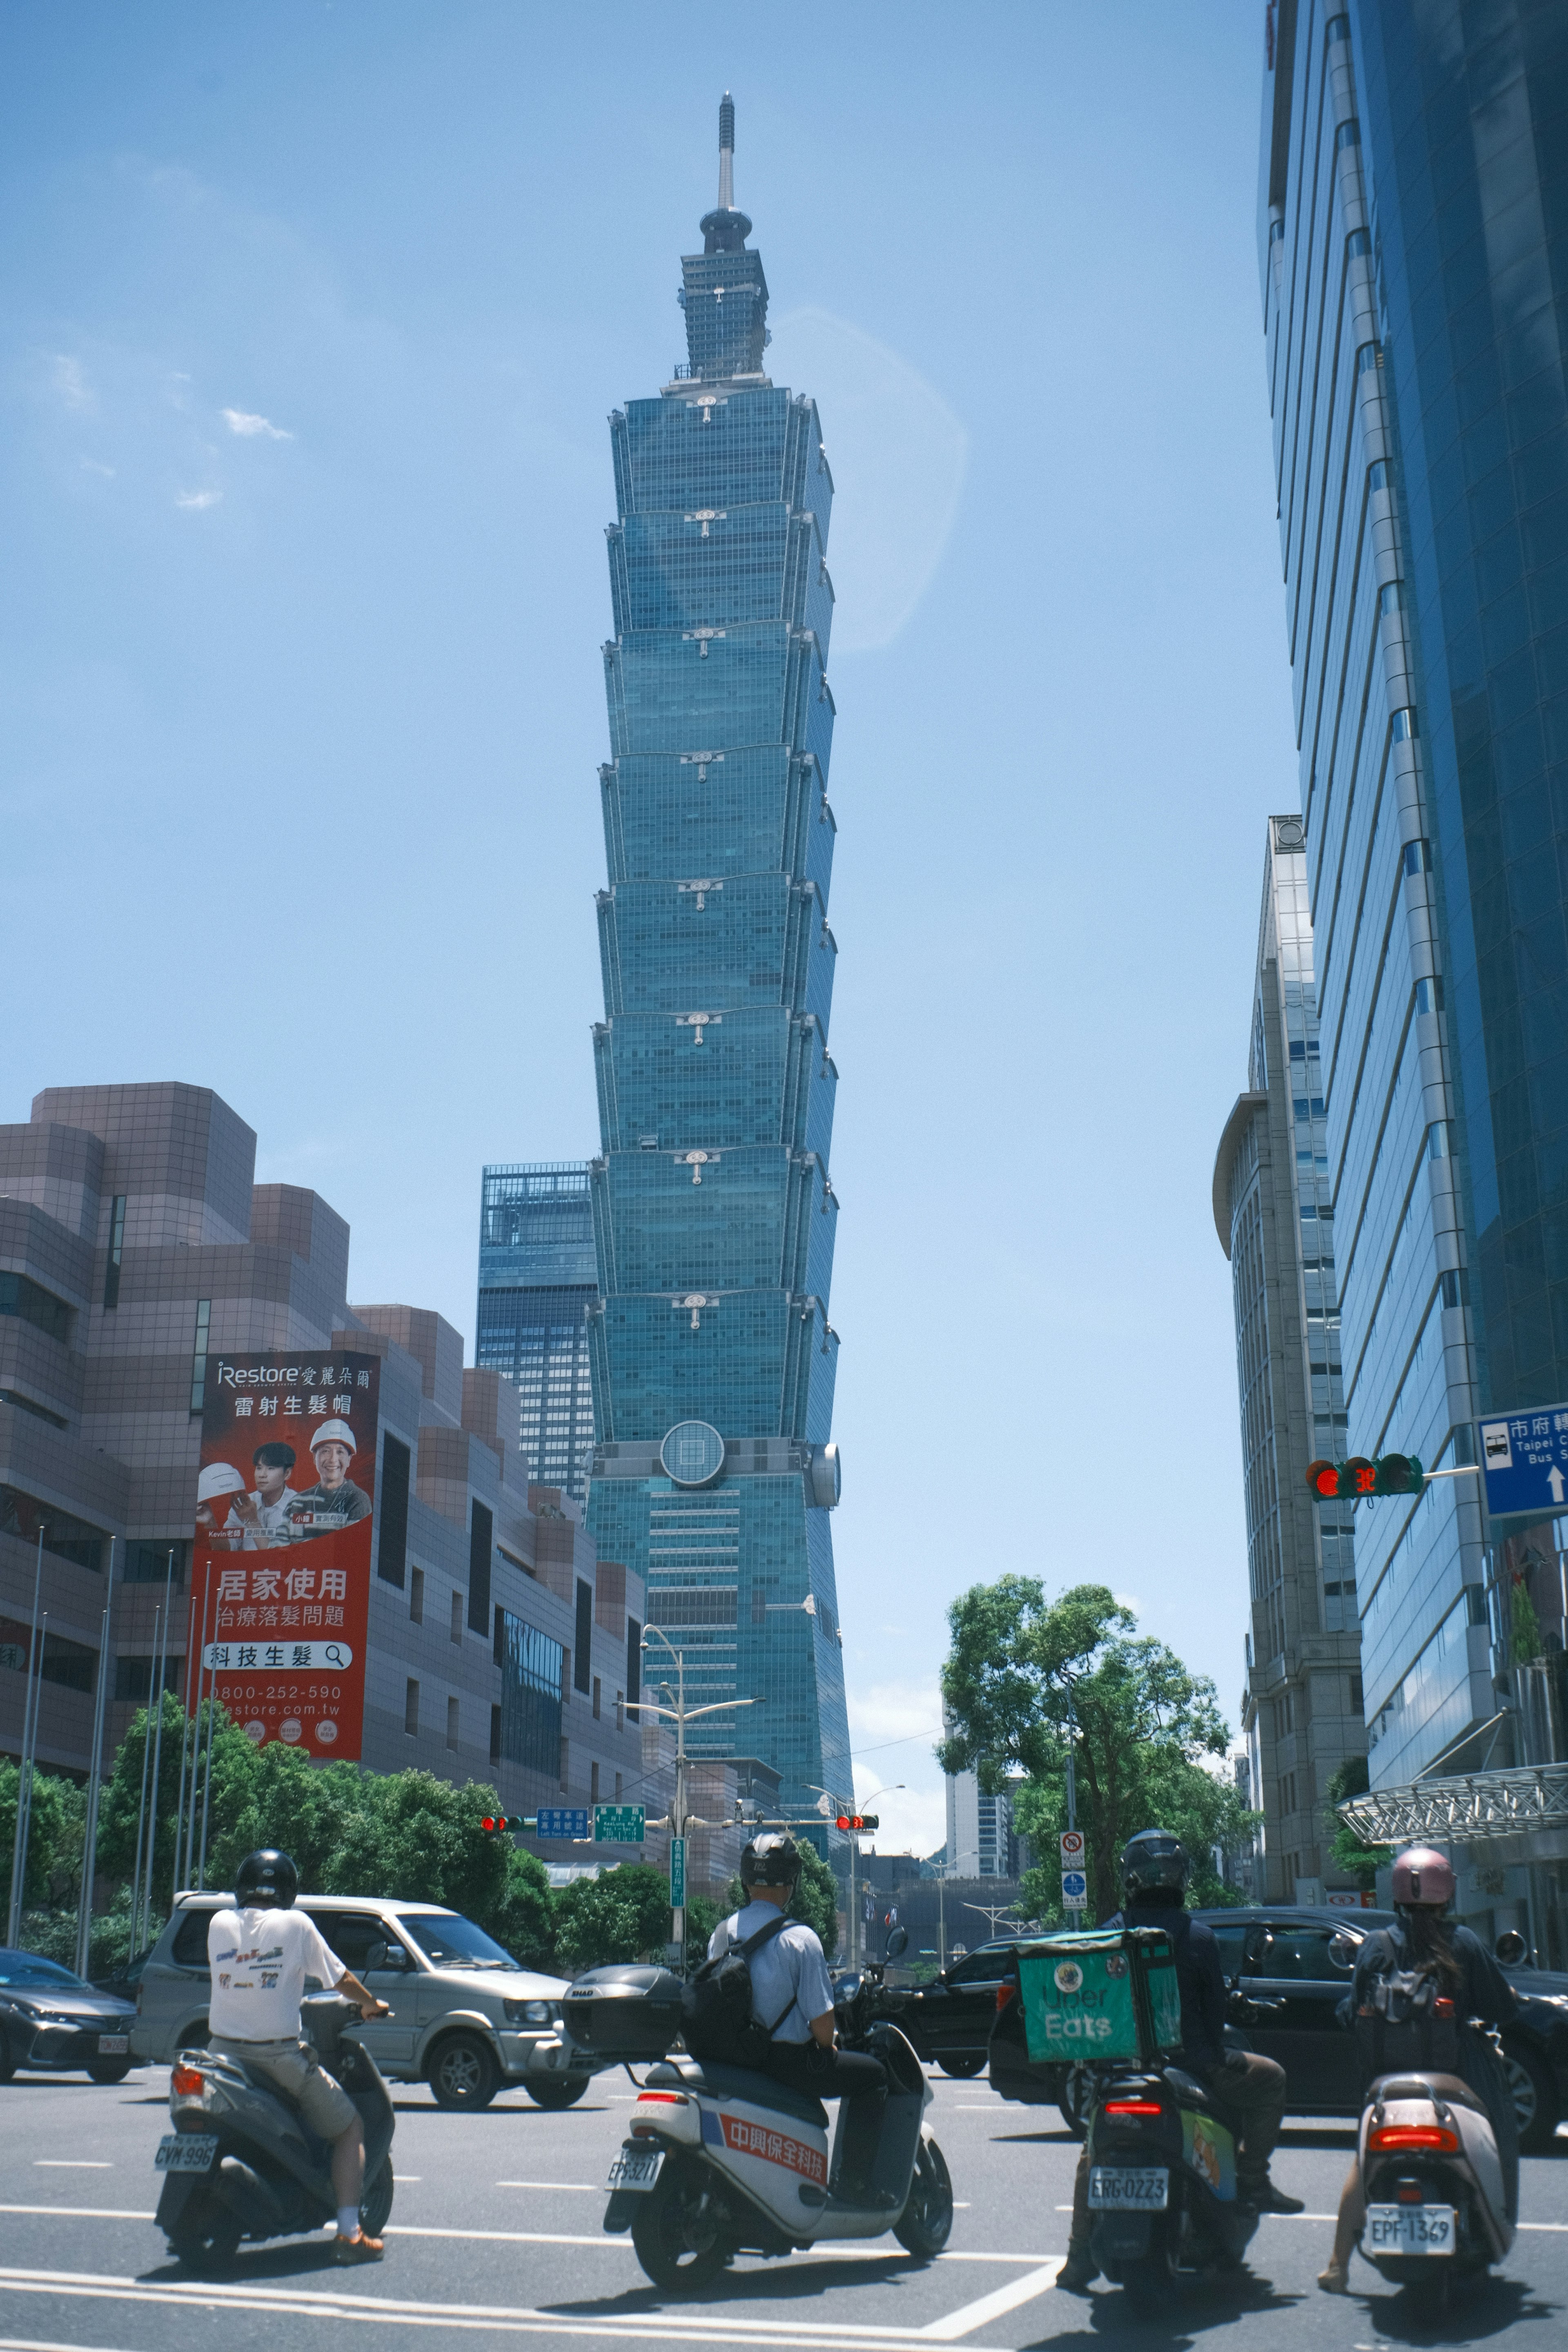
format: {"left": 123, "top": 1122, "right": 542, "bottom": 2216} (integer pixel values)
{"left": 939, "top": 1578, "right": 1250, "bottom": 1920}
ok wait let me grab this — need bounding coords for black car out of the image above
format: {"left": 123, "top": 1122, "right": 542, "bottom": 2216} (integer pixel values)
{"left": 882, "top": 1941, "right": 1019, "bottom": 2076}
{"left": 0, "top": 1948, "right": 139, "bottom": 2084}
{"left": 987, "top": 1907, "right": 1568, "bottom": 2153}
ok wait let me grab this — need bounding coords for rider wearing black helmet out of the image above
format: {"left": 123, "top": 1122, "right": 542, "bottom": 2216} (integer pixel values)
{"left": 207, "top": 1850, "right": 392, "bottom": 2261}
{"left": 708, "top": 1832, "right": 892, "bottom": 2206}
{"left": 1058, "top": 1829, "right": 1303, "bottom": 2293}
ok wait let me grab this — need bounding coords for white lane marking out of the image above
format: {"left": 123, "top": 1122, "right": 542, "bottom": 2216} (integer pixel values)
{"left": 1520, "top": 2221, "right": 1568, "bottom": 2231}
{"left": 32, "top": 2165, "right": 113, "bottom": 2171}
{"left": 494, "top": 2181, "right": 601, "bottom": 2192}
{"left": 917, "top": 2262, "right": 1062, "bottom": 2340}
{"left": 393, "top": 2175, "right": 422, "bottom": 2182}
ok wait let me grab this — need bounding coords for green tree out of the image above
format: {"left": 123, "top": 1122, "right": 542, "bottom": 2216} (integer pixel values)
{"left": 1324, "top": 1753, "right": 1389, "bottom": 1888}
{"left": 552, "top": 1864, "right": 674, "bottom": 1970}
{"left": 1, "top": 1759, "right": 85, "bottom": 1922}
{"left": 940, "top": 1579, "right": 1232, "bottom": 1922}
{"left": 685, "top": 1893, "right": 723, "bottom": 1952}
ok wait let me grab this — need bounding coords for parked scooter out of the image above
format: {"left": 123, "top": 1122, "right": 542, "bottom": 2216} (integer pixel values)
{"left": 599, "top": 1926, "right": 954, "bottom": 2290}
{"left": 1353, "top": 2055, "right": 1515, "bottom": 2315}
{"left": 153, "top": 1993, "right": 394, "bottom": 2270}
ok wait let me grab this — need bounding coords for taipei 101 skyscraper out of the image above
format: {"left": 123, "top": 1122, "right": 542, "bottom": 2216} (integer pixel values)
{"left": 585, "top": 96, "right": 853, "bottom": 1843}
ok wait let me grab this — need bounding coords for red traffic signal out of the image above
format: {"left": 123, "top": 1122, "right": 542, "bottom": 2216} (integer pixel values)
{"left": 481, "top": 1813, "right": 523, "bottom": 1835}
{"left": 1306, "top": 1459, "right": 1340, "bottom": 1501}
{"left": 1305, "top": 1455, "right": 1425, "bottom": 1503}
{"left": 835, "top": 1813, "right": 879, "bottom": 1832}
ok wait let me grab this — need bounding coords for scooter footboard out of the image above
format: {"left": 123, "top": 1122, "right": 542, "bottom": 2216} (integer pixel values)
{"left": 837, "top": 2089, "right": 922, "bottom": 2204}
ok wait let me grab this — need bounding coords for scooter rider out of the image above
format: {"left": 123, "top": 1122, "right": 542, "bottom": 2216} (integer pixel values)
{"left": 708, "top": 1832, "right": 893, "bottom": 2206}
{"left": 1318, "top": 1843, "right": 1519, "bottom": 2294}
{"left": 207, "top": 1849, "right": 392, "bottom": 2261}
{"left": 1059, "top": 1828, "right": 1304, "bottom": 2294}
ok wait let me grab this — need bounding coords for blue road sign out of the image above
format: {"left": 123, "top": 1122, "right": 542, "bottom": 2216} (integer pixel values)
{"left": 670, "top": 1836, "right": 687, "bottom": 1909}
{"left": 1061, "top": 1870, "right": 1088, "bottom": 1901}
{"left": 536, "top": 1806, "right": 591, "bottom": 1841}
{"left": 1477, "top": 1405, "right": 1568, "bottom": 1518}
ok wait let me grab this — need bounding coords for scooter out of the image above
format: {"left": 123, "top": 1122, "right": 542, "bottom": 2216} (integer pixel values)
{"left": 153, "top": 1992, "right": 394, "bottom": 2271}
{"left": 600, "top": 1926, "right": 954, "bottom": 2290}
{"left": 1354, "top": 2053, "right": 1515, "bottom": 2315}
{"left": 1082, "top": 2045, "right": 1263, "bottom": 2301}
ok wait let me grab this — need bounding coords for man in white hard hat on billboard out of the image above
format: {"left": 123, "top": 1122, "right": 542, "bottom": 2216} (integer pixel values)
{"left": 196, "top": 1461, "right": 248, "bottom": 1547}
{"left": 287, "top": 1419, "right": 371, "bottom": 1539}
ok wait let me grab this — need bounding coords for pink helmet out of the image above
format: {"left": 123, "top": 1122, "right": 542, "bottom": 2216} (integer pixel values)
{"left": 1391, "top": 1845, "right": 1455, "bottom": 1907}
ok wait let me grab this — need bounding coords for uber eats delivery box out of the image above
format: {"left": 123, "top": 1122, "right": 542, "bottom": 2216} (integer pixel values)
{"left": 1016, "top": 1928, "right": 1181, "bottom": 2066}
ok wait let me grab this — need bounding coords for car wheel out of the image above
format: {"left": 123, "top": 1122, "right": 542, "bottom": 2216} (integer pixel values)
{"left": 526, "top": 2077, "right": 590, "bottom": 2109}
{"left": 1501, "top": 2039, "right": 1560, "bottom": 2154}
{"left": 360, "top": 2156, "right": 395, "bottom": 2237}
{"left": 1058, "top": 2063, "right": 1094, "bottom": 2140}
{"left": 938, "top": 2052, "right": 986, "bottom": 2079}
{"left": 87, "top": 2059, "right": 132, "bottom": 2085}
{"left": 428, "top": 2031, "right": 500, "bottom": 2111}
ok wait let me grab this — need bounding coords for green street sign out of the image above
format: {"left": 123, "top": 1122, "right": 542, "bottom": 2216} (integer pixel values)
{"left": 670, "top": 1835, "right": 687, "bottom": 1909}
{"left": 592, "top": 1803, "right": 646, "bottom": 1843}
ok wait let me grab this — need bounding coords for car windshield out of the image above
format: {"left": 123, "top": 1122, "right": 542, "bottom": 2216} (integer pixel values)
{"left": 398, "top": 1914, "right": 521, "bottom": 1971}
{"left": 0, "top": 1950, "right": 90, "bottom": 1989}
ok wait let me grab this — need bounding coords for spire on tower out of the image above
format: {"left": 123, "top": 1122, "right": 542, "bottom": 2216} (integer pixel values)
{"left": 700, "top": 89, "right": 750, "bottom": 255}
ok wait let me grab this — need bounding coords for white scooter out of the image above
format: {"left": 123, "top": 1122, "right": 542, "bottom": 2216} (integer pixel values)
{"left": 1356, "top": 2059, "right": 1515, "bottom": 2316}
{"left": 600, "top": 1926, "right": 953, "bottom": 2290}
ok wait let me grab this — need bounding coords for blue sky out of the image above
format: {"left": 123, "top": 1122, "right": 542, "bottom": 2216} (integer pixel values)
{"left": 2, "top": 3, "right": 1298, "bottom": 1858}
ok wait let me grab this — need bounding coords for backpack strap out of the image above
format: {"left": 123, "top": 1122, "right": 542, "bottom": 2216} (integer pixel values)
{"left": 693, "top": 1908, "right": 791, "bottom": 1986}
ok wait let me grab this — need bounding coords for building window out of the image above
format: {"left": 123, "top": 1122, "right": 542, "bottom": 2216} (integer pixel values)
{"left": 377, "top": 1434, "right": 410, "bottom": 1588}
{"left": 575, "top": 1580, "right": 593, "bottom": 1693}
{"left": 0, "top": 1272, "right": 72, "bottom": 1346}
{"left": 1350, "top": 1675, "right": 1363, "bottom": 1711}
{"left": 592, "top": 1675, "right": 601, "bottom": 1720}
{"left": 1334, "top": 118, "right": 1361, "bottom": 149}
{"left": 490, "top": 1702, "right": 502, "bottom": 1764}
{"left": 111, "top": 1651, "right": 180, "bottom": 1703}
{"left": 447, "top": 1695, "right": 460, "bottom": 1751}
{"left": 1346, "top": 227, "right": 1370, "bottom": 259}
{"left": 0, "top": 1483, "right": 107, "bottom": 1573}
{"left": 1402, "top": 837, "right": 1430, "bottom": 875}
{"left": 189, "top": 1299, "right": 212, "bottom": 1416}
{"left": 123, "top": 1541, "right": 189, "bottom": 1587}
{"left": 450, "top": 1589, "right": 464, "bottom": 1645}
{"left": 558, "top": 1735, "right": 569, "bottom": 1791}
{"left": 405, "top": 1678, "right": 420, "bottom": 1737}
{"left": 496, "top": 1608, "right": 566, "bottom": 1777}
{"left": 590, "top": 1760, "right": 600, "bottom": 1804}
{"left": 468, "top": 1501, "right": 493, "bottom": 1635}
{"left": 102, "top": 1196, "right": 127, "bottom": 1310}
{"left": 1391, "top": 706, "right": 1418, "bottom": 742}
{"left": 1368, "top": 459, "right": 1389, "bottom": 493}
{"left": 626, "top": 1619, "right": 641, "bottom": 1710}
{"left": 1356, "top": 340, "right": 1381, "bottom": 374}
{"left": 410, "top": 1566, "right": 424, "bottom": 1624}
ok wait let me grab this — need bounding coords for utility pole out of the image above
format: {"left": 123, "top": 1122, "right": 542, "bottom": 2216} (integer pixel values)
{"left": 635, "top": 1626, "right": 754, "bottom": 1963}
{"left": 74, "top": 1578, "right": 114, "bottom": 1979}
{"left": 6, "top": 1524, "right": 47, "bottom": 1947}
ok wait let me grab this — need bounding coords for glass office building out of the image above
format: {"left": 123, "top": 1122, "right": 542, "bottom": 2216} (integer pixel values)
{"left": 1216, "top": 816, "right": 1367, "bottom": 1897}
{"left": 1258, "top": 3, "right": 1567, "bottom": 1804}
{"left": 476, "top": 1164, "right": 597, "bottom": 1500}
{"left": 583, "top": 99, "right": 853, "bottom": 1825}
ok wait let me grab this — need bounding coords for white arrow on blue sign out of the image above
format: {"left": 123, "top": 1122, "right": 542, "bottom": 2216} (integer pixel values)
{"left": 1477, "top": 1405, "right": 1568, "bottom": 1518}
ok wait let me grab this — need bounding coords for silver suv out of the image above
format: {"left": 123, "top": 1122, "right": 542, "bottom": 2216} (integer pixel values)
{"left": 133, "top": 1893, "right": 590, "bottom": 2111}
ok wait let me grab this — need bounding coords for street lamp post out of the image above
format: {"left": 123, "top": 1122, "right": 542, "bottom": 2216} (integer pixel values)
{"left": 634, "top": 1626, "right": 755, "bottom": 1963}
{"left": 6, "top": 1524, "right": 47, "bottom": 1948}
{"left": 852, "top": 1782, "right": 904, "bottom": 1971}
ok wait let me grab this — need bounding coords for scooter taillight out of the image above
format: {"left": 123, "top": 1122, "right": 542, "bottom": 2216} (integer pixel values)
{"left": 635, "top": 2091, "right": 689, "bottom": 2105}
{"left": 1368, "top": 2123, "right": 1459, "bottom": 2153}
{"left": 171, "top": 2065, "right": 205, "bottom": 2098}
{"left": 1103, "top": 2099, "right": 1165, "bottom": 2117}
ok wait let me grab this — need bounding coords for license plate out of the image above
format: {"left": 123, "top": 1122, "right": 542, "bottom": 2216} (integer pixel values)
{"left": 1365, "top": 2203, "right": 1455, "bottom": 2256}
{"left": 606, "top": 2147, "right": 665, "bottom": 2194}
{"left": 155, "top": 2134, "right": 219, "bottom": 2174}
{"left": 96, "top": 2035, "right": 129, "bottom": 2055}
{"left": 1089, "top": 2165, "right": 1169, "bottom": 2210}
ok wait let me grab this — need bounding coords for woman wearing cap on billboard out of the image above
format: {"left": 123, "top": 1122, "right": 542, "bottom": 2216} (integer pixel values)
{"left": 196, "top": 1461, "right": 248, "bottom": 1548}
{"left": 286, "top": 1420, "right": 371, "bottom": 1539}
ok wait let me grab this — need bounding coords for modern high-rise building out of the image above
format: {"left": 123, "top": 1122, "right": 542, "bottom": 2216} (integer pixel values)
{"left": 1214, "top": 815, "right": 1367, "bottom": 1898}
{"left": 1257, "top": 3, "right": 1568, "bottom": 1948}
{"left": 583, "top": 96, "right": 853, "bottom": 1832}
{"left": 476, "top": 1164, "right": 597, "bottom": 1501}
{"left": 944, "top": 1766, "right": 1024, "bottom": 1881}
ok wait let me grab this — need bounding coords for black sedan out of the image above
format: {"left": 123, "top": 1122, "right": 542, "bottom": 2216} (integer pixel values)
{"left": 883, "top": 1940, "right": 1019, "bottom": 2076}
{"left": 0, "top": 1949, "right": 138, "bottom": 2084}
{"left": 987, "top": 1906, "right": 1568, "bottom": 2153}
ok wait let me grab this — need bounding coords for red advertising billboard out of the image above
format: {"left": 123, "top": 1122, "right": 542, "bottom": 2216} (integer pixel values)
{"left": 190, "top": 1350, "right": 380, "bottom": 1760}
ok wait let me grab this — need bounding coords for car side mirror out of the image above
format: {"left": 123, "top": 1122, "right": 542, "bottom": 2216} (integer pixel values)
{"left": 885, "top": 1927, "right": 908, "bottom": 1961}
{"left": 1495, "top": 1929, "right": 1527, "bottom": 1967}
{"left": 1242, "top": 1925, "right": 1270, "bottom": 1970}
{"left": 1329, "top": 1934, "right": 1358, "bottom": 1973}
{"left": 365, "top": 1941, "right": 408, "bottom": 1972}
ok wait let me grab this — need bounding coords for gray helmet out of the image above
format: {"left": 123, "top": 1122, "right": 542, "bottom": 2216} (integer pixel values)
{"left": 1122, "top": 1829, "right": 1191, "bottom": 1900}
{"left": 234, "top": 1848, "right": 299, "bottom": 1909}
{"left": 741, "top": 1832, "right": 802, "bottom": 1890}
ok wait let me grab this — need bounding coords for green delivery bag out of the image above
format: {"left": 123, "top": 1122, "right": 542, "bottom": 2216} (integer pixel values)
{"left": 1016, "top": 1928, "right": 1181, "bottom": 2067}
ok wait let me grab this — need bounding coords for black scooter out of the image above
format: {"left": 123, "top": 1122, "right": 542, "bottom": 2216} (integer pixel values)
{"left": 154, "top": 1993, "right": 394, "bottom": 2270}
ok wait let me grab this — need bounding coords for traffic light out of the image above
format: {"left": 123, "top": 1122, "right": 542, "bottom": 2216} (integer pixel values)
{"left": 481, "top": 1813, "right": 525, "bottom": 1835}
{"left": 1305, "top": 1455, "right": 1424, "bottom": 1503}
{"left": 835, "top": 1813, "right": 880, "bottom": 1832}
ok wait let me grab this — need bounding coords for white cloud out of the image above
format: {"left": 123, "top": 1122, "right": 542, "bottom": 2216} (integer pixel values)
{"left": 175, "top": 489, "right": 223, "bottom": 511}
{"left": 51, "top": 354, "right": 92, "bottom": 411}
{"left": 79, "top": 458, "right": 115, "bottom": 478}
{"left": 222, "top": 407, "right": 292, "bottom": 440}
{"left": 770, "top": 308, "right": 967, "bottom": 656}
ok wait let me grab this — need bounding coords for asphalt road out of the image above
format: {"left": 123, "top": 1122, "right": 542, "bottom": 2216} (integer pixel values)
{"left": 0, "top": 2064, "right": 1564, "bottom": 2351}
